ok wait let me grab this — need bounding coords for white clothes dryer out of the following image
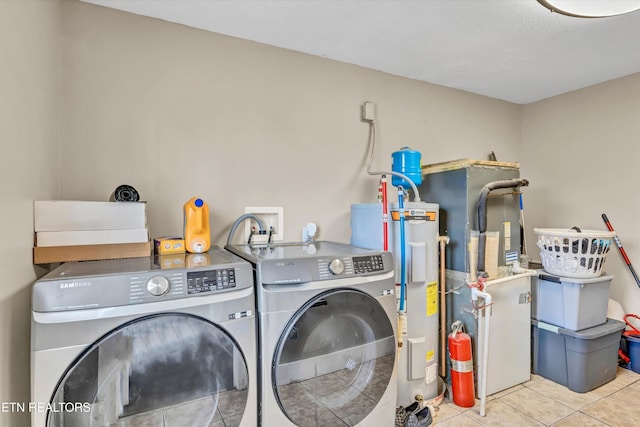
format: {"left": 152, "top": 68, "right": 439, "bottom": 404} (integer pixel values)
{"left": 225, "top": 241, "right": 397, "bottom": 427}
{"left": 31, "top": 247, "right": 256, "bottom": 427}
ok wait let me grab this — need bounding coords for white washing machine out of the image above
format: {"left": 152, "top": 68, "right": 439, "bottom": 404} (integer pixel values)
{"left": 225, "top": 241, "right": 397, "bottom": 427}
{"left": 31, "top": 247, "right": 257, "bottom": 427}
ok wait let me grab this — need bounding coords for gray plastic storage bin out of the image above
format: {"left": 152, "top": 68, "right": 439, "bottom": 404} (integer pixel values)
{"left": 532, "top": 272, "right": 612, "bottom": 331}
{"left": 531, "top": 318, "right": 625, "bottom": 392}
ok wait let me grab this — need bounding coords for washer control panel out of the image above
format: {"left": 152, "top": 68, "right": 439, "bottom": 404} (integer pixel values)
{"left": 32, "top": 247, "right": 254, "bottom": 312}
{"left": 187, "top": 268, "right": 236, "bottom": 294}
{"left": 317, "top": 257, "right": 354, "bottom": 279}
{"left": 129, "top": 271, "right": 185, "bottom": 303}
{"left": 353, "top": 255, "right": 385, "bottom": 274}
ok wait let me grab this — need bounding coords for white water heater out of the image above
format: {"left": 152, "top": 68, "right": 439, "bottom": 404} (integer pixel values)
{"left": 351, "top": 201, "right": 440, "bottom": 405}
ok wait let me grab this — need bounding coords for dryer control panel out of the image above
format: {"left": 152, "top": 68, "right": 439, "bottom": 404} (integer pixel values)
{"left": 353, "top": 255, "right": 385, "bottom": 274}
{"left": 187, "top": 268, "right": 236, "bottom": 294}
{"left": 258, "top": 252, "right": 393, "bottom": 285}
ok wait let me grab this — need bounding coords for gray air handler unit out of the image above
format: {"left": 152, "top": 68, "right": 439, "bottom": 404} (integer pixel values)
{"left": 351, "top": 201, "right": 440, "bottom": 406}
{"left": 419, "top": 159, "right": 534, "bottom": 401}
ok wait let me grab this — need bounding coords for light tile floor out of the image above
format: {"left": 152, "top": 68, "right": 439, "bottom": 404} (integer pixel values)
{"left": 431, "top": 367, "right": 640, "bottom": 426}
{"left": 278, "top": 353, "right": 395, "bottom": 426}
{"left": 109, "top": 365, "right": 640, "bottom": 426}
{"left": 111, "top": 389, "right": 247, "bottom": 427}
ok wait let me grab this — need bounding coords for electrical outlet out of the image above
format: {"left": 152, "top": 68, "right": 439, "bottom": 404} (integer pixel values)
{"left": 362, "top": 101, "right": 375, "bottom": 121}
{"left": 244, "top": 207, "right": 284, "bottom": 243}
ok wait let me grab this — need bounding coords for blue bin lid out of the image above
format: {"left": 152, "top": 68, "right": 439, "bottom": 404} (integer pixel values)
{"left": 625, "top": 334, "right": 640, "bottom": 343}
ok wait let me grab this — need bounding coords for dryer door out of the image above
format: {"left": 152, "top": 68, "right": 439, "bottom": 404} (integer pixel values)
{"left": 46, "top": 313, "right": 249, "bottom": 427}
{"left": 273, "top": 289, "right": 395, "bottom": 426}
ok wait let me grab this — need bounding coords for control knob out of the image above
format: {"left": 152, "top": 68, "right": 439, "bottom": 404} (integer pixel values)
{"left": 147, "top": 275, "right": 170, "bottom": 296}
{"left": 328, "top": 259, "right": 345, "bottom": 275}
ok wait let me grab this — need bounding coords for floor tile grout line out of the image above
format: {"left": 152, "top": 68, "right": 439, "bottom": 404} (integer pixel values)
{"left": 518, "top": 375, "right": 639, "bottom": 426}
{"left": 495, "top": 385, "right": 575, "bottom": 426}
{"left": 432, "top": 369, "right": 640, "bottom": 426}
{"left": 494, "top": 397, "right": 558, "bottom": 426}
{"left": 521, "top": 379, "right": 608, "bottom": 411}
{"left": 576, "top": 409, "right": 617, "bottom": 427}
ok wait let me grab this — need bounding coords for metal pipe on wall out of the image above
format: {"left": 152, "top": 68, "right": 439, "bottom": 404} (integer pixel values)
{"left": 438, "top": 235, "right": 450, "bottom": 378}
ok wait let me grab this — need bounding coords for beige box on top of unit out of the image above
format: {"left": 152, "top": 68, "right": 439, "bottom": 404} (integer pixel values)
{"left": 33, "top": 241, "right": 152, "bottom": 264}
{"left": 34, "top": 200, "right": 147, "bottom": 232}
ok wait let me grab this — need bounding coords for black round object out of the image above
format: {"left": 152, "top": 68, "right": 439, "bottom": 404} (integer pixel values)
{"left": 111, "top": 184, "right": 140, "bottom": 202}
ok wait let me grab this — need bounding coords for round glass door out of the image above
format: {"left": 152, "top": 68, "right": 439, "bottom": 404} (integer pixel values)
{"left": 47, "top": 313, "right": 249, "bottom": 427}
{"left": 273, "top": 289, "right": 395, "bottom": 426}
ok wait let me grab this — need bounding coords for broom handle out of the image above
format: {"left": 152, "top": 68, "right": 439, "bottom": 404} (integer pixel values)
{"left": 602, "top": 214, "right": 640, "bottom": 288}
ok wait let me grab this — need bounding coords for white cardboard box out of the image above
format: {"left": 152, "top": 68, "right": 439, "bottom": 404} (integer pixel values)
{"left": 34, "top": 200, "right": 147, "bottom": 232}
{"left": 36, "top": 228, "right": 149, "bottom": 247}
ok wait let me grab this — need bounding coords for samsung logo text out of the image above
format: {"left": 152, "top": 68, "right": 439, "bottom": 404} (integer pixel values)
{"left": 59, "top": 281, "right": 91, "bottom": 289}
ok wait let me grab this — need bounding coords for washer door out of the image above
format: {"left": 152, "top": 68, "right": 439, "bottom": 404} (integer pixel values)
{"left": 273, "top": 289, "right": 395, "bottom": 426}
{"left": 47, "top": 313, "right": 249, "bottom": 427}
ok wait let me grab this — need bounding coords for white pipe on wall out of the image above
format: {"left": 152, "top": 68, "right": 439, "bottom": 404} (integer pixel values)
{"left": 471, "top": 287, "right": 492, "bottom": 417}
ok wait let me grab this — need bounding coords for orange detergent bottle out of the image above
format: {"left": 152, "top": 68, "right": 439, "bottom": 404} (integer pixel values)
{"left": 184, "top": 197, "right": 210, "bottom": 253}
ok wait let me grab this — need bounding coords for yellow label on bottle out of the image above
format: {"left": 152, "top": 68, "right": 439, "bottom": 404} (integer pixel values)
{"left": 426, "top": 281, "right": 438, "bottom": 316}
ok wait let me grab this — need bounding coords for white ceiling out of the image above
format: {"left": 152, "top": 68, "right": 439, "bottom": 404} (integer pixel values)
{"left": 80, "top": 0, "right": 640, "bottom": 104}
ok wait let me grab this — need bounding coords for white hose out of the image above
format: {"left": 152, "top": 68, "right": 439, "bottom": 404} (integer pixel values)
{"left": 365, "top": 121, "right": 421, "bottom": 202}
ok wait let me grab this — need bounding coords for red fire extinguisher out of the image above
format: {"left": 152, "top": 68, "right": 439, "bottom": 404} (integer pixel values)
{"left": 449, "top": 321, "right": 475, "bottom": 407}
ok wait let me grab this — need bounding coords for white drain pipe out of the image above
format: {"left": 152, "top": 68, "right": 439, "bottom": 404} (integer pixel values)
{"left": 470, "top": 284, "right": 492, "bottom": 417}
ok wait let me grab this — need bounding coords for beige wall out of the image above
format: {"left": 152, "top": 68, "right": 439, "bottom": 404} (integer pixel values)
{"left": 0, "top": 0, "right": 61, "bottom": 424}
{"left": 60, "top": 1, "right": 522, "bottom": 246}
{"left": 2, "top": 0, "right": 638, "bottom": 419}
{"left": 522, "top": 73, "right": 640, "bottom": 316}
